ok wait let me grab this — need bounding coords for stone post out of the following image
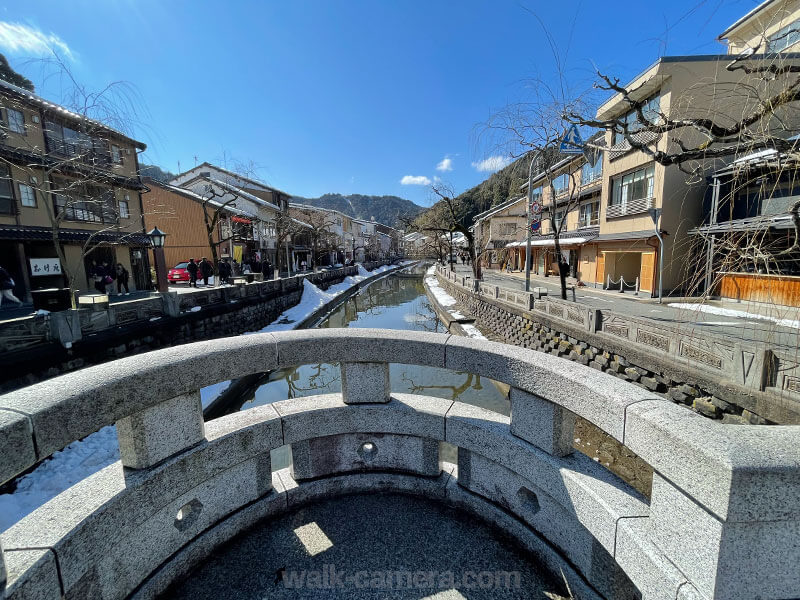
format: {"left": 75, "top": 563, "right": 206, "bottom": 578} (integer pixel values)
{"left": 116, "top": 391, "right": 205, "bottom": 470}
{"left": 340, "top": 362, "right": 390, "bottom": 404}
{"left": 509, "top": 388, "right": 575, "bottom": 457}
{"left": 648, "top": 473, "right": 800, "bottom": 600}
{"left": 494, "top": 286, "right": 500, "bottom": 299}
{"left": 160, "top": 291, "right": 181, "bottom": 317}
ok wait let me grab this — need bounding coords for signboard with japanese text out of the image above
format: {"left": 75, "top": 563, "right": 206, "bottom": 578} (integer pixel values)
{"left": 29, "top": 258, "right": 62, "bottom": 277}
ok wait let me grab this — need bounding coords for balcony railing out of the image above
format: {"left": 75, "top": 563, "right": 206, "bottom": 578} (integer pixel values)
{"left": 606, "top": 196, "right": 655, "bottom": 219}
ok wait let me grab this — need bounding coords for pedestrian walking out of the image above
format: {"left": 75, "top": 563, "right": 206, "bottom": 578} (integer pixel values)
{"left": 0, "top": 265, "right": 22, "bottom": 308}
{"left": 262, "top": 258, "right": 273, "bottom": 281}
{"left": 102, "top": 260, "right": 117, "bottom": 295}
{"left": 186, "top": 258, "right": 199, "bottom": 287}
{"left": 199, "top": 257, "right": 213, "bottom": 286}
{"left": 218, "top": 259, "right": 231, "bottom": 285}
{"left": 90, "top": 260, "right": 106, "bottom": 293}
{"left": 115, "top": 263, "right": 130, "bottom": 295}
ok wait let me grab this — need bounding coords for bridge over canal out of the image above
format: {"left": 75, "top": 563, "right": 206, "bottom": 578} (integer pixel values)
{"left": 0, "top": 329, "right": 798, "bottom": 599}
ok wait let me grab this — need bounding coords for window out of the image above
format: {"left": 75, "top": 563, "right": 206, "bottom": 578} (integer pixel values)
{"left": 579, "top": 201, "right": 600, "bottom": 227}
{"left": 613, "top": 95, "right": 661, "bottom": 145}
{"left": 111, "top": 145, "right": 122, "bottom": 164}
{"left": 554, "top": 209, "right": 566, "bottom": 231}
{"left": 581, "top": 159, "right": 602, "bottom": 185}
{"left": 611, "top": 165, "right": 655, "bottom": 206}
{"left": 19, "top": 183, "right": 36, "bottom": 207}
{"left": 0, "top": 164, "right": 14, "bottom": 214}
{"left": 119, "top": 199, "right": 130, "bottom": 218}
{"left": 552, "top": 173, "right": 569, "bottom": 195}
{"left": 500, "top": 222, "right": 516, "bottom": 236}
{"left": 7, "top": 108, "right": 24, "bottom": 134}
{"left": 53, "top": 185, "right": 116, "bottom": 223}
{"left": 767, "top": 18, "right": 800, "bottom": 53}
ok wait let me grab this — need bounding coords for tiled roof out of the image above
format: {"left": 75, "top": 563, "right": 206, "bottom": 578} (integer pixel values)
{"left": 0, "top": 224, "right": 151, "bottom": 245}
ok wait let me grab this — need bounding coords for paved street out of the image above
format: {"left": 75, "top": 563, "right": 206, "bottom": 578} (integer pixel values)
{"left": 449, "top": 265, "right": 800, "bottom": 349}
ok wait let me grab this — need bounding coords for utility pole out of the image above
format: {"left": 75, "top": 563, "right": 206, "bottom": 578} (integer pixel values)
{"left": 525, "top": 151, "right": 537, "bottom": 292}
{"left": 649, "top": 207, "right": 664, "bottom": 303}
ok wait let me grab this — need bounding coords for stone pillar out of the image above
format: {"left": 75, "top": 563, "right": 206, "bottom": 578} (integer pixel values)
{"left": 494, "top": 286, "right": 500, "bottom": 299}
{"left": 509, "top": 388, "right": 575, "bottom": 457}
{"left": 649, "top": 473, "right": 800, "bottom": 599}
{"left": 116, "top": 391, "right": 205, "bottom": 470}
{"left": 340, "top": 362, "right": 390, "bottom": 404}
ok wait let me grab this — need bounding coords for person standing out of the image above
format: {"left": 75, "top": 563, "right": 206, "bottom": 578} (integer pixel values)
{"left": 186, "top": 258, "right": 199, "bottom": 288}
{"left": 0, "top": 265, "right": 22, "bottom": 308}
{"left": 262, "top": 258, "right": 272, "bottom": 281}
{"left": 218, "top": 259, "right": 231, "bottom": 285}
{"left": 115, "top": 263, "right": 130, "bottom": 295}
{"left": 199, "top": 257, "right": 213, "bottom": 286}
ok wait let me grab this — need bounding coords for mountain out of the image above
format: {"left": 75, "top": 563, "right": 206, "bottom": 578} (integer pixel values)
{"left": 413, "top": 155, "right": 530, "bottom": 230}
{"left": 139, "top": 164, "right": 177, "bottom": 182}
{"left": 291, "top": 193, "right": 425, "bottom": 229}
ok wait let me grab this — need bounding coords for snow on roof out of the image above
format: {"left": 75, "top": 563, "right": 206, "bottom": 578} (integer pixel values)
{"left": 147, "top": 179, "right": 252, "bottom": 217}
{"left": 0, "top": 77, "right": 146, "bottom": 149}
{"left": 205, "top": 177, "right": 282, "bottom": 212}
{"left": 169, "top": 162, "right": 289, "bottom": 196}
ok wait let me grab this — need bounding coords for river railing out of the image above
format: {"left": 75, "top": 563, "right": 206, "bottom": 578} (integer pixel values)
{"left": 0, "top": 329, "right": 797, "bottom": 600}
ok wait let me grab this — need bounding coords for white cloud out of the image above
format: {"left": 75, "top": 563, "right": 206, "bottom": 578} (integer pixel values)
{"left": 472, "top": 155, "right": 513, "bottom": 173}
{"left": 0, "top": 22, "right": 74, "bottom": 60}
{"left": 400, "top": 175, "right": 432, "bottom": 186}
{"left": 436, "top": 157, "right": 453, "bottom": 172}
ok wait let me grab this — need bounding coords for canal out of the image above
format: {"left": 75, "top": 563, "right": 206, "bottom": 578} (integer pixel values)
{"left": 219, "top": 270, "right": 508, "bottom": 469}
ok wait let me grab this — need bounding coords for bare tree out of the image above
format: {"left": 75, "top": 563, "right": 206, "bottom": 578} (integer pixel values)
{"left": 1, "top": 56, "right": 150, "bottom": 304}
{"left": 289, "top": 206, "right": 340, "bottom": 270}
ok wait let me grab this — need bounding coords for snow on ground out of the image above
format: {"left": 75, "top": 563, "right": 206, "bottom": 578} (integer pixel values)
{"left": 0, "top": 426, "right": 120, "bottom": 532}
{"left": 424, "top": 265, "right": 457, "bottom": 307}
{"left": 424, "top": 265, "right": 485, "bottom": 341}
{"left": 0, "top": 264, "right": 403, "bottom": 533}
{"left": 669, "top": 302, "right": 800, "bottom": 330}
{"left": 460, "top": 323, "right": 488, "bottom": 340}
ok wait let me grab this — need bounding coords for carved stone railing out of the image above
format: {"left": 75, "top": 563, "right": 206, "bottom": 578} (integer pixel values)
{"left": 437, "top": 264, "right": 800, "bottom": 424}
{"left": 0, "top": 329, "right": 798, "bottom": 600}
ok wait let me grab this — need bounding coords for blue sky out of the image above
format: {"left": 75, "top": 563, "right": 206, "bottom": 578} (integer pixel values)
{"left": 1, "top": 1, "right": 757, "bottom": 207}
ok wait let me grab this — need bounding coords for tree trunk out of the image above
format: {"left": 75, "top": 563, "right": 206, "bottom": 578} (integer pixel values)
{"left": 553, "top": 236, "right": 568, "bottom": 300}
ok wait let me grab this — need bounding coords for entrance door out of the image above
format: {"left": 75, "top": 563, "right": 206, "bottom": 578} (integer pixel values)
{"left": 640, "top": 252, "right": 655, "bottom": 293}
{"left": 596, "top": 253, "right": 606, "bottom": 287}
{"left": 129, "top": 247, "right": 150, "bottom": 291}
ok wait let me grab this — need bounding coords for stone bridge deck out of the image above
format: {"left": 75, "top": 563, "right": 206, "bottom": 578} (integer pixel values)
{"left": 0, "top": 329, "right": 798, "bottom": 600}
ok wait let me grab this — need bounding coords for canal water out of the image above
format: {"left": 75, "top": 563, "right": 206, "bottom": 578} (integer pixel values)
{"left": 224, "top": 271, "right": 508, "bottom": 469}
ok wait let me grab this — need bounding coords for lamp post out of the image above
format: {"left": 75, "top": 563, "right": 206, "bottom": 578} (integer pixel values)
{"left": 147, "top": 226, "right": 169, "bottom": 293}
{"left": 525, "top": 152, "right": 537, "bottom": 292}
{"left": 648, "top": 208, "right": 664, "bottom": 303}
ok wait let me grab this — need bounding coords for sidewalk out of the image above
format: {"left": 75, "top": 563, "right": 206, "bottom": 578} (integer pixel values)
{"left": 447, "top": 264, "right": 800, "bottom": 349}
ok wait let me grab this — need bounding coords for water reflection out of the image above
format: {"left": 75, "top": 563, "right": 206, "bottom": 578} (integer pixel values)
{"left": 240, "top": 276, "right": 509, "bottom": 415}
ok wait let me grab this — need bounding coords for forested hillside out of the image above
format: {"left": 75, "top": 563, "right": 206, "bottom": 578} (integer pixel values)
{"left": 292, "top": 193, "right": 425, "bottom": 229}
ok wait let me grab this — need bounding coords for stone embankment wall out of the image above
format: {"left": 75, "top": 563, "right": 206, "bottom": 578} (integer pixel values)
{"left": 435, "top": 267, "right": 800, "bottom": 425}
{"left": 0, "top": 263, "right": 392, "bottom": 394}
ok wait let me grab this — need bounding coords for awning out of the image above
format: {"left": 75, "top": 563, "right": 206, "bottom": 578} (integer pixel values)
{"left": 505, "top": 236, "right": 594, "bottom": 248}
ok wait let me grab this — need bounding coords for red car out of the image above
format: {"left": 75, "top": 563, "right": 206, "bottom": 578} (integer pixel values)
{"left": 168, "top": 260, "right": 199, "bottom": 284}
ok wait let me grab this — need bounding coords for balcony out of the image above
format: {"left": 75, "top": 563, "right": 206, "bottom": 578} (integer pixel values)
{"left": 605, "top": 196, "right": 655, "bottom": 219}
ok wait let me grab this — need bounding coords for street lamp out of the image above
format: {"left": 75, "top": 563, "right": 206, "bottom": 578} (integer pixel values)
{"left": 147, "top": 226, "right": 169, "bottom": 293}
{"left": 648, "top": 208, "right": 664, "bottom": 303}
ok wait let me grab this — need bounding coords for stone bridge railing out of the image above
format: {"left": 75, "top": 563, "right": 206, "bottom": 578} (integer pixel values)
{"left": 0, "top": 330, "right": 797, "bottom": 600}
